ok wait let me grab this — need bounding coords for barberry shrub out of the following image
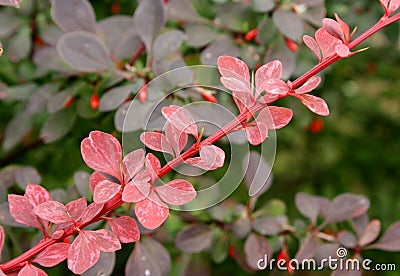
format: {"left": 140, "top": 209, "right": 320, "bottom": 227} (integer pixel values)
{"left": 0, "top": 0, "right": 400, "bottom": 275}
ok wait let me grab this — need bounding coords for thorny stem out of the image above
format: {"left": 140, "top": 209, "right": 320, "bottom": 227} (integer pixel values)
{"left": 1, "top": 12, "right": 400, "bottom": 275}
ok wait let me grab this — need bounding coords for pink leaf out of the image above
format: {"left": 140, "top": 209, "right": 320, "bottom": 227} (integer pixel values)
{"left": 109, "top": 216, "right": 140, "bottom": 243}
{"left": 217, "top": 55, "right": 250, "bottom": 84}
{"left": 322, "top": 18, "right": 345, "bottom": 42}
{"left": 295, "top": 76, "right": 321, "bottom": 94}
{"left": 156, "top": 179, "right": 196, "bottom": 205}
{"left": 0, "top": 226, "right": 4, "bottom": 259}
{"left": 262, "top": 79, "right": 289, "bottom": 95}
{"left": 18, "top": 264, "right": 47, "bottom": 276}
{"left": 89, "top": 171, "right": 107, "bottom": 192}
{"left": 161, "top": 105, "right": 198, "bottom": 138}
{"left": 303, "top": 35, "right": 321, "bottom": 62}
{"left": 335, "top": 44, "right": 350, "bottom": 58}
{"left": 122, "top": 177, "right": 150, "bottom": 203}
{"left": 185, "top": 145, "right": 225, "bottom": 170}
{"left": 93, "top": 180, "right": 120, "bottom": 204}
{"left": 165, "top": 123, "right": 188, "bottom": 156}
{"left": 140, "top": 132, "right": 174, "bottom": 156}
{"left": 315, "top": 28, "right": 342, "bottom": 61}
{"left": 33, "top": 243, "right": 70, "bottom": 267}
{"left": 122, "top": 149, "right": 146, "bottom": 181}
{"left": 258, "top": 106, "right": 293, "bottom": 130}
{"left": 8, "top": 195, "right": 41, "bottom": 229}
{"left": 255, "top": 60, "right": 283, "bottom": 94}
{"left": 232, "top": 90, "right": 255, "bottom": 113}
{"left": 68, "top": 231, "right": 101, "bottom": 274}
{"left": 135, "top": 192, "right": 169, "bottom": 229}
{"left": 77, "top": 202, "right": 104, "bottom": 225}
{"left": 66, "top": 197, "right": 87, "bottom": 221}
{"left": 81, "top": 131, "right": 122, "bottom": 180}
{"left": 389, "top": 0, "right": 400, "bottom": 14}
{"left": 24, "top": 184, "right": 52, "bottom": 207}
{"left": 298, "top": 94, "right": 330, "bottom": 116}
{"left": 334, "top": 13, "right": 351, "bottom": 42}
{"left": 245, "top": 122, "right": 268, "bottom": 146}
{"left": 220, "top": 77, "right": 251, "bottom": 93}
{"left": 34, "top": 201, "right": 70, "bottom": 224}
{"left": 86, "top": 229, "right": 121, "bottom": 252}
{"left": 145, "top": 153, "right": 161, "bottom": 183}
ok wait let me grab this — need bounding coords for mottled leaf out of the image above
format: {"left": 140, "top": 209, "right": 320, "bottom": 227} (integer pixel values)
{"left": 77, "top": 202, "right": 104, "bottom": 225}
{"left": 135, "top": 192, "right": 169, "bottom": 229}
{"left": 108, "top": 216, "right": 140, "bottom": 243}
{"left": 185, "top": 145, "right": 225, "bottom": 170}
{"left": 156, "top": 179, "right": 196, "bottom": 205}
{"left": 34, "top": 201, "right": 70, "bottom": 224}
{"left": 161, "top": 105, "right": 198, "bottom": 138}
{"left": 242, "top": 151, "right": 273, "bottom": 198}
{"left": 18, "top": 264, "right": 46, "bottom": 276}
{"left": 93, "top": 180, "right": 120, "bottom": 204}
{"left": 295, "top": 76, "right": 321, "bottom": 94}
{"left": 140, "top": 132, "right": 174, "bottom": 156}
{"left": 298, "top": 94, "right": 329, "bottom": 116}
{"left": 66, "top": 197, "right": 87, "bottom": 221}
{"left": 33, "top": 242, "right": 70, "bottom": 267}
{"left": 8, "top": 195, "right": 41, "bottom": 229}
{"left": 68, "top": 231, "right": 101, "bottom": 274}
{"left": 82, "top": 252, "right": 115, "bottom": 276}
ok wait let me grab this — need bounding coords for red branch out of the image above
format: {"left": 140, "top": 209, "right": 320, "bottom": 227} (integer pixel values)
{"left": 1, "top": 12, "right": 400, "bottom": 275}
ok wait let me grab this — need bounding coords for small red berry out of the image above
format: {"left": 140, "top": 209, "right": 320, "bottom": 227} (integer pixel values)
{"left": 309, "top": 118, "right": 324, "bottom": 134}
{"left": 228, "top": 244, "right": 236, "bottom": 259}
{"left": 201, "top": 92, "right": 217, "bottom": 103}
{"left": 285, "top": 37, "right": 298, "bottom": 52}
{"left": 244, "top": 29, "right": 258, "bottom": 41}
{"left": 277, "top": 247, "right": 294, "bottom": 273}
{"left": 63, "top": 96, "right": 74, "bottom": 108}
{"left": 90, "top": 93, "right": 99, "bottom": 110}
{"left": 110, "top": 2, "right": 120, "bottom": 14}
{"left": 138, "top": 85, "right": 148, "bottom": 102}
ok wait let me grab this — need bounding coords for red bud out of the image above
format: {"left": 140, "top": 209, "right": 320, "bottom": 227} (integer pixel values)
{"left": 201, "top": 92, "right": 217, "bottom": 103}
{"left": 309, "top": 118, "right": 324, "bottom": 134}
{"left": 110, "top": 2, "right": 120, "bottom": 14}
{"left": 63, "top": 96, "right": 74, "bottom": 108}
{"left": 245, "top": 29, "right": 258, "bottom": 42}
{"left": 277, "top": 247, "right": 294, "bottom": 273}
{"left": 90, "top": 93, "right": 99, "bottom": 110}
{"left": 285, "top": 37, "right": 298, "bottom": 52}
{"left": 138, "top": 85, "right": 148, "bottom": 102}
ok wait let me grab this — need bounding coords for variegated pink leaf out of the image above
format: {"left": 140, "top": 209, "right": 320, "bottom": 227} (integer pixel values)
{"left": 220, "top": 77, "right": 251, "bottom": 93}
{"left": 335, "top": 13, "right": 351, "bottom": 42}
{"left": 93, "top": 180, "right": 120, "bottom": 204}
{"left": 258, "top": 106, "right": 293, "bottom": 130}
{"left": 135, "top": 192, "right": 169, "bottom": 229}
{"left": 8, "top": 195, "right": 41, "bottom": 229}
{"left": 0, "top": 226, "right": 4, "bottom": 260}
{"left": 303, "top": 35, "right": 321, "bottom": 62}
{"left": 255, "top": 60, "right": 283, "bottom": 95}
{"left": 161, "top": 105, "right": 198, "bottom": 138}
{"left": 81, "top": 131, "right": 122, "bottom": 180}
{"left": 122, "top": 149, "right": 146, "bottom": 181}
{"left": 34, "top": 201, "right": 71, "bottom": 224}
{"left": 24, "top": 184, "right": 52, "bottom": 207}
{"left": 262, "top": 79, "right": 289, "bottom": 95}
{"left": 217, "top": 55, "right": 250, "bottom": 83}
{"left": 156, "top": 179, "right": 196, "bottom": 205}
{"left": 68, "top": 231, "right": 101, "bottom": 274}
{"left": 109, "top": 216, "right": 140, "bottom": 243}
{"left": 245, "top": 121, "right": 268, "bottom": 146}
{"left": 295, "top": 76, "right": 321, "bottom": 94}
{"left": 18, "top": 264, "right": 47, "bottom": 276}
{"left": 389, "top": 0, "right": 400, "bottom": 14}
{"left": 299, "top": 94, "right": 330, "bottom": 116}
{"left": 89, "top": 171, "right": 107, "bottom": 192}
{"left": 33, "top": 242, "right": 70, "bottom": 267}
{"left": 66, "top": 197, "right": 87, "bottom": 221}
{"left": 122, "top": 178, "right": 150, "bottom": 203}
{"left": 145, "top": 153, "right": 161, "bottom": 183}
{"left": 232, "top": 90, "right": 255, "bottom": 113}
{"left": 86, "top": 229, "right": 121, "bottom": 252}
{"left": 335, "top": 44, "right": 351, "bottom": 57}
{"left": 165, "top": 123, "right": 188, "bottom": 156}
{"left": 185, "top": 145, "right": 225, "bottom": 170}
{"left": 77, "top": 202, "right": 104, "bottom": 225}
{"left": 140, "top": 132, "right": 174, "bottom": 156}
{"left": 315, "top": 28, "right": 342, "bottom": 61}
{"left": 322, "top": 18, "right": 346, "bottom": 42}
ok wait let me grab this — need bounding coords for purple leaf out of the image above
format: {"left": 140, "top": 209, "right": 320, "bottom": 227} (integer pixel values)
{"left": 358, "top": 219, "right": 381, "bottom": 246}
{"left": 369, "top": 221, "right": 400, "bottom": 251}
{"left": 294, "top": 236, "right": 318, "bottom": 261}
{"left": 50, "top": 0, "right": 97, "bottom": 33}
{"left": 161, "top": 105, "right": 198, "bottom": 138}
{"left": 295, "top": 76, "right": 321, "bottom": 94}
{"left": 242, "top": 151, "right": 273, "bottom": 197}
{"left": 298, "top": 94, "right": 330, "bottom": 116}
{"left": 201, "top": 36, "right": 240, "bottom": 65}
{"left": 253, "top": 215, "right": 288, "bottom": 235}
{"left": 33, "top": 242, "right": 70, "bottom": 267}
{"left": 34, "top": 201, "right": 70, "bottom": 224}
{"left": 295, "top": 192, "right": 319, "bottom": 224}
{"left": 140, "top": 132, "right": 174, "bottom": 156}
{"left": 40, "top": 108, "right": 76, "bottom": 143}
{"left": 57, "top": 31, "right": 113, "bottom": 72}
{"left": 0, "top": 226, "right": 4, "bottom": 259}
{"left": 272, "top": 9, "right": 303, "bottom": 40}
{"left": 109, "top": 216, "right": 140, "bottom": 243}
{"left": 93, "top": 180, "right": 120, "bottom": 204}
{"left": 125, "top": 237, "right": 171, "bottom": 276}
{"left": 337, "top": 230, "right": 357, "bottom": 248}
{"left": 81, "top": 131, "right": 122, "bottom": 180}
{"left": 352, "top": 213, "right": 369, "bottom": 238}
{"left": 99, "top": 83, "right": 141, "bottom": 112}
{"left": 153, "top": 30, "right": 184, "bottom": 60}
{"left": 326, "top": 193, "right": 370, "bottom": 223}
{"left": 66, "top": 197, "right": 87, "bottom": 221}
{"left": 15, "top": 167, "right": 41, "bottom": 190}
{"left": 133, "top": 0, "right": 165, "bottom": 53}
{"left": 135, "top": 192, "right": 169, "bottom": 229}
{"left": 82, "top": 252, "right": 115, "bottom": 276}
{"left": 68, "top": 231, "right": 101, "bottom": 274}
{"left": 156, "top": 179, "right": 196, "bottom": 205}
{"left": 184, "top": 24, "right": 219, "bottom": 47}
{"left": 175, "top": 224, "right": 213, "bottom": 253}
{"left": 244, "top": 233, "right": 272, "bottom": 270}
{"left": 185, "top": 145, "right": 225, "bottom": 170}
